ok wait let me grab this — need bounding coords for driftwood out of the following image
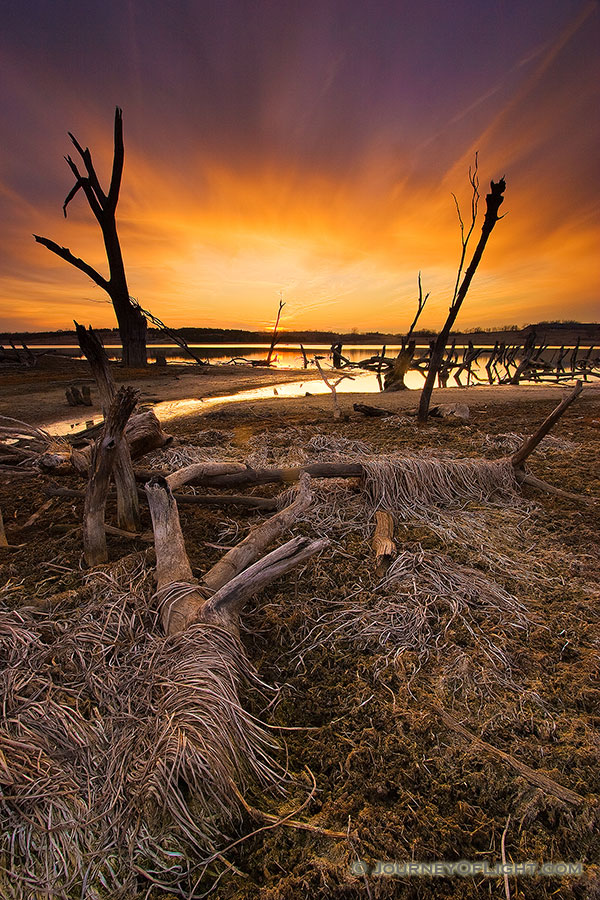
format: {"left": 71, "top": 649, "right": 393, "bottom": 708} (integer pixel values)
{"left": 435, "top": 706, "right": 584, "bottom": 805}
{"left": 511, "top": 380, "right": 582, "bottom": 468}
{"left": 372, "top": 511, "right": 396, "bottom": 576}
{"left": 125, "top": 409, "right": 172, "bottom": 458}
{"left": 353, "top": 403, "right": 393, "bottom": 418}
{"left": 47, "top": 483, "right": 278, "bottom": 511}
{"left": 31, "top": 410, "right": 172, "bottom": 476}
{"left": 83, "top": 386, "right": 138, "bottom": 566}
{"left": 145, "top": 473, "right": 326, "bottom": 635}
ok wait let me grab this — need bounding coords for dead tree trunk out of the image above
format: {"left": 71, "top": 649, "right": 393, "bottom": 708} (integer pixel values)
{"left": 83, "top": 386, "right": 138, "bottom": 566}
{"left": 75, "top": 322, "right": 141, "bottom": 532}
{"left": 418, "top": 167, "right": 506, "bottom": 423}
{"left": 34, "top": 107, "right": 147, "bottom": 367}
{"left": 386, "top": 272, "right": 429, "bottom": 391}
{"left": 145, "top": 473, "right": 326, "bottom": 635}
{"left": 266, "top": 296, "right": 285, "bottom": 366}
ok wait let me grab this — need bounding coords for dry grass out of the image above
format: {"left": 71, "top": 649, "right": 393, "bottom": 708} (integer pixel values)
{"left": 0, "top": 553, "right": 283, "bottom": 898}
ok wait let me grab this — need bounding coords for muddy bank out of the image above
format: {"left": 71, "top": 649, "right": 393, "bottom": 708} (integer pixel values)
{"left": 0, "top": 356, "right": 320, "bottom": 431}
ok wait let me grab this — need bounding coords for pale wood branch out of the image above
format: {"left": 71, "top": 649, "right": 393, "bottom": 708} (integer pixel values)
{"left": 511, "top": 381, "right": 583, "bottom": 469}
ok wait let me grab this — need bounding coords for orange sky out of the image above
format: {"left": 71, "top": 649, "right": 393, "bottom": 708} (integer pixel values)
{"left": 0, "top": 0, "right": 598, "bottom": 334}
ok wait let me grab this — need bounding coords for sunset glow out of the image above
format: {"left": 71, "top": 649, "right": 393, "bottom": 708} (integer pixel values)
{"left": 0, "top": 0, "right": 598, "bottom": 333}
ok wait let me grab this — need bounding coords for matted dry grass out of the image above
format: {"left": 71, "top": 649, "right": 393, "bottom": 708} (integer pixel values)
{"left": 0, "top": 393, "right": 598, "bottom": 898}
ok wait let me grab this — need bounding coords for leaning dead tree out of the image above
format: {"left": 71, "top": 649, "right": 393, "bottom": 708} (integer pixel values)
{"left": 418, "top": 157, "right": 506, "bottom": 422}
{"left": 34, "top": 107, "right": 147, "bottom": 367}
{"left": 75, "top": 322, "right": 140, "bottom": 532}
{"left": 266, "top": 294, "right": 286, "bottom": 366}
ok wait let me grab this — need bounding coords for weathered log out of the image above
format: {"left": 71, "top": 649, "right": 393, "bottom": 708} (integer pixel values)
{"left": 125, "top": 409, "right": 173, "bottom": 458}
{"left": 372, "top": 511, "right": 396, "bottom": 576}
{"left": 144, "top": 477, "right": 209, "bottom": 633}
{"left": 511, "top": 381, "right": 582, "bottom": 469}
{"left": 46, "top": 483, "right": 278, "bottom": 510}
{"left": 166, "top": 461, "right": 247, "bottom": 492}
{"left": 154, "top": 461, "right": 365, "bottom": 490}
{"left": 146, "top": 474, "right": 325, "bottom": 636}
{"left": 83, "top": 386, "right": 138, "bottom": 566}
{"left": 353, "top": 403, "right": 393, "bottom": 418}
{"left": 36, "top": 410, "right": 171, "bottom": 475}
{"left": 201, "top": 535, "right": 328, "bottom": 627}
{"left": 202, "top": 474, "right": 313, "bottom": 592}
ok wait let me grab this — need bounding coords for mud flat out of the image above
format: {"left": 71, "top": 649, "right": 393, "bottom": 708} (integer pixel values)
{"left": 1, "top": 357, "right": 599, "bottom": 899}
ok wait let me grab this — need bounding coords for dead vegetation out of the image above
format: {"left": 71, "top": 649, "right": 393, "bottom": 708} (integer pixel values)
{"left": 0, "top": 379, "right": 599, "bottom": 899}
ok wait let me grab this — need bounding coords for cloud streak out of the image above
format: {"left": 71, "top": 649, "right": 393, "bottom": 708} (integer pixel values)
{"left": 0, "top": 0, "right": 598, "bottom": 332}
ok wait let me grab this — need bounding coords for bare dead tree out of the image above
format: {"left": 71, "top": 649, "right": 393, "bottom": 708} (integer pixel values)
{"left": 418, "top": 157, "right": 506, "bottom": 422}
{"left": 385, "top": 272, "right": 430, "bottom": 391}
{"left": 34, "top": 108, "right": 148, "bottom": 367}
{"left": 406, "top": 271, "right": 430, "bottom": 340}
{"left": 266, "top": 294, "right": 285, "bottom": 366}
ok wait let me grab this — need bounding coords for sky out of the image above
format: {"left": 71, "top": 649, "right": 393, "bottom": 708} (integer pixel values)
{"left": 0, "top": 0, "right": 598, "bottom": 335}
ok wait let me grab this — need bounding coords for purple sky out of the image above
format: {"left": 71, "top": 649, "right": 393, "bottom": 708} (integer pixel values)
{"left": 1, "top": 0, "right": 598, "bottom": 332}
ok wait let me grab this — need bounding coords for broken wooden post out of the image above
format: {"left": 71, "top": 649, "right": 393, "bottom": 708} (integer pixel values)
{"left": 0, "top": 507, "right": 8, "bottom": 548}
{"left": 83, "top": 386, "right": 138, "bottom": 566}
{"left": 372, "top": 511, "right": 396, "bottom": 576}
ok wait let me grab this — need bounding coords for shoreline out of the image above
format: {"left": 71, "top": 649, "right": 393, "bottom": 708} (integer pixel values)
{"left": 1, "top": 354, "right": 597, "bottom": 433}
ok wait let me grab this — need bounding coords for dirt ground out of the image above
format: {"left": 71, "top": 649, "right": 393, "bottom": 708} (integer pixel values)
{"left": 1, "top": 359, "right": 599, "bottom": 899}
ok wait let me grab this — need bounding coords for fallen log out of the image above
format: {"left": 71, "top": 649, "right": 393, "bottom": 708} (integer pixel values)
{"left": 153, "top": 461, "right": 364, "bottom": 490}
{"left": 353, "top": 403, "right": 393, "bottom": 418}
{"left": 46, "top": 483, "right": 278, "bottom": 511}
{"left": 146, "top": 473, "right": 327, "bottom": 635}
{"left": 35, "top": 410, "right": 172, "bottom": 474}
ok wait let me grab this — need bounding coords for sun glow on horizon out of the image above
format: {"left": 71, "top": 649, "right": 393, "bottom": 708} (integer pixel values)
{"left": 0, "top": 2, "right": 598, "bottom": 334}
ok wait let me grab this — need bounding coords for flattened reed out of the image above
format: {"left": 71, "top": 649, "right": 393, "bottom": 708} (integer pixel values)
{"left": 0, "top": 553, "right": 282, "bottom": 898}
